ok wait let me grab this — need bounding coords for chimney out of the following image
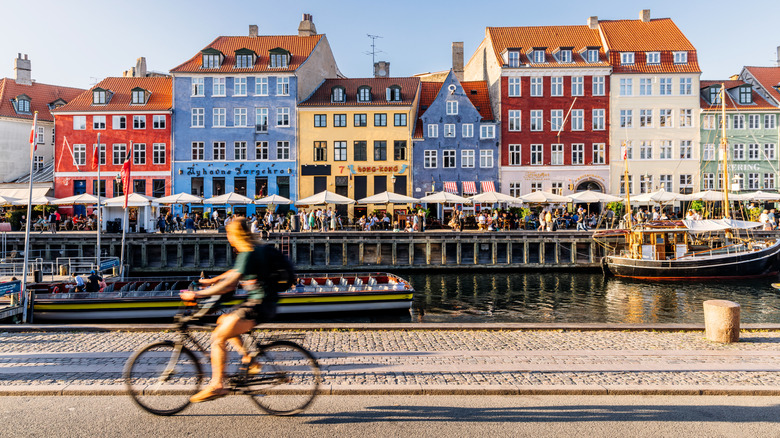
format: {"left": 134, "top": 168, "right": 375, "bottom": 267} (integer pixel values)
{"left": 639, "top": 9, "right": 651, "bottom": 23}
{"left": 452, "top": 42, "right": 464, "bottom": 82}
{"left": 298, "top": 13, "right": 317, "bottom": 36}
{"left": 14, "top": 53, "right": 32, "bottom": 86}
{"left": 249, "top": 25, "right": 258, "bottom": 37}
{"left": 587, "top": 16, "right": 599, "bottom": 29}
{"left": 374, "top": 61, "right": 390, "bottom": 78}
{"left": 135, "top": 57, "right": 147, "bottom": 77}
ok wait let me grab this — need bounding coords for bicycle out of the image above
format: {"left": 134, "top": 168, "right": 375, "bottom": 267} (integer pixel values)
{"left": 123, "top": 299, "right": 321, "bottom": 416}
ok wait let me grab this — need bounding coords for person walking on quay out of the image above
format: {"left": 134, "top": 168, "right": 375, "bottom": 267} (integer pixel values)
{"left": 412, "top": 211, "right": 420, "bottom": 232}
{"left": 605, "top": 207, "right": 615, "bottom": 229}
{"left": 184, "top": 214, "right": 196, "bottom": 233}
{"left": 418, "top": 209, "right": 427, "bottom": 232}
{"left": 545, "top": 210, "right": 553, "bottom": 232}
{"left": 537, "top": 209, "right": 546, "bottom": 232}
{"left": 308, "top": 209, "right": 316, "bottom": 231}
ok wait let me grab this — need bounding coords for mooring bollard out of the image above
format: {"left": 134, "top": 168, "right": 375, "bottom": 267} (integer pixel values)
{"left": 703, "top": 300, "right": 740, "bottom": 343}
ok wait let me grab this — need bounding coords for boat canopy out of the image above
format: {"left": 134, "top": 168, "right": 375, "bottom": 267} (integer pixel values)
{"left": 682, "top": 219, "right": 763, "bottom": 233}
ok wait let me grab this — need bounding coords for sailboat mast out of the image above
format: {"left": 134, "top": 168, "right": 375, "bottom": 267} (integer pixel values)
{"left": 623, "top": 141, "right": 633, "bottom": 229}
{"left": 720, "top": 84, "right": 730, "bottom": 218}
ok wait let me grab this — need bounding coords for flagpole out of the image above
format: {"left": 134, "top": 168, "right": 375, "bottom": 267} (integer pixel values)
{"left": 119, "top": 143, "right": 130, "bottom": 279}
{"left": 96, "top": 133, "right": 101, "bottom": 271}
{"left": 21, "top": 111, "right": 38, "bottom": 323}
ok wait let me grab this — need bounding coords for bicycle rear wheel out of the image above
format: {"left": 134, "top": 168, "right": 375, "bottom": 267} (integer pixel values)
{"left": 243, "top": 340, "right": 321, "bottom": 415}
{"left": 123, "top": 341, "right": 203, "bottom": 416}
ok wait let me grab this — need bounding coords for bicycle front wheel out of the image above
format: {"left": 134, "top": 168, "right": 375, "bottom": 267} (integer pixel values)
{"left": 244, "top": 340, "right": 321, "bottom": 416}
{"left": 123, "top": 341, "right": 203, "bottom": 416}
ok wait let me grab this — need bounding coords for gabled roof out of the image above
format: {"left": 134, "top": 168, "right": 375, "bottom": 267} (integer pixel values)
{"left": 0, "top": 78, "right": 85, "bottom": 122}
{"left": 299, "top": 77, "right": 420, "bottom": 107}
{"left": 743, "top": 66, "right": 780, "bottom": 105}
{"left": 413, "top": 78, "right": 494, "bottom": 139}
{"left": 170, "top": 35, "right": 323, "bottom": 73}
{"left": 485, "top": 25, "right": 609, "bottom": 68}
{"left": 52, "top": 77, "right": 172, "bottom": 113}
{"left": 699, "top": 80, "right": 776, "bottom": 111}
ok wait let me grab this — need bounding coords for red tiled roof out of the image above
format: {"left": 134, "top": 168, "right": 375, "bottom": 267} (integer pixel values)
{"left": 699, "top": 79, "right": 776, "bottom": 111}
{"left": 413, "top": 80, "right": 493, "bottom": 139}
{"left": 414, "top": 82, "right": 443, "bottom": 138}
{"left": 0, "top": 78, "right": 85, "bottom": 122}
{"left": 170, "top": 35, "right": 323, "bottom": 73}
{"left": 743, "top": 66, "right": 780, "bottom": 104}
{"left": 486, "top": 25, "right": 610, "bottom": 68}
{"left": 299, "top": 77, "right": 420, "bottom": 106}
{"left": 52, "top": 77, "right": 172, "bottom": 113}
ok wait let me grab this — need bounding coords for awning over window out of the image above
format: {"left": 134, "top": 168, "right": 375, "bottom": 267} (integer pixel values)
{"left": 443, "top": 181, "right": 458, "bottom": 193}
{"left": 481, "top": 181, "right": 495, "bottom": 193}
{"left": 462, "top": 181, "right": 477, "bottom": 194}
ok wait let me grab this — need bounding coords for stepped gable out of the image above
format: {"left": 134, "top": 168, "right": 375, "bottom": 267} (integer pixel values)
{"left": 0, "top": 78, "right": 84, "bottom": 122}
{"left": 52, "top": 77, "right": 172, "bottom": 113}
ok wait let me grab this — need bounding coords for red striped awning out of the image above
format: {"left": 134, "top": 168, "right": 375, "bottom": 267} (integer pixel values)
{"left": 443, "top": 181, "right": 458, "bottom": 193}
{"left": 481, "top": 181, "right": 495, "bottom": 193}
{"left": 463, "top": 181, "right": 477, "bottom": 194}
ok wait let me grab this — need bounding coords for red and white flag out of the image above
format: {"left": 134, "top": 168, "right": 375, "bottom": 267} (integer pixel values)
{"left": 121, "top": 156, "right": 131, "bottom": 209}
{"left": 29, "top": 111, "right": 38, "bottom": 160}
{"left": 621, "top": 142, "right": 627, "bottom": 160}
{"left": 93, "top": 133, "right": 101, "bottom": 170}
{"left": 56, "top": 136, "right": 79, "bottom": 170}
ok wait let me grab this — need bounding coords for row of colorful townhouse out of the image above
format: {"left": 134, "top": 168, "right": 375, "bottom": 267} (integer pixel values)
{"left": 4, "top": 11, "right": 779, "bottom": 219}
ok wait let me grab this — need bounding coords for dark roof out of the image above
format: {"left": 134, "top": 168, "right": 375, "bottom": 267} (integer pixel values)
{"left": 300, "top": 77, "right": 420, "bottom": 106}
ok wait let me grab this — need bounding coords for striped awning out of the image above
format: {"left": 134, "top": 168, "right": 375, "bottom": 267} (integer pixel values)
{"left": 443, "top": 181, "right": 458, "bottom": 193}
{"left": 481, "top": 181, "right": 495, "bottom": 193}
{"left": 463, "top": 181, "right": 477, "bottom": 194}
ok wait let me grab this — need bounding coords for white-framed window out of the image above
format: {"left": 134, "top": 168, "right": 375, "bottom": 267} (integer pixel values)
{"left": 619, "top": 175, "right": 633, "bottom": 195}
{"left": 444, "top": 124, "right": 456, "bottom": 137}
{"left": 93, "top": 90, "right": 107, "bottom": 104}
{"left": 337, "top": 114, "right": 349, "bottom": 127}
{"left": 639, "top": 78, "right": 652, "bottom": 96}
{"left": 443, "top": 150, "right": 456, "bottom": 168}
{"left": 334, "top": 141, "right": 347, "bottom": 161}
{"left": 132, "top": 142, "right": 145, "bottom": 165}
{"left": 639, "top": 174, "right": 653, "bottom": 194}
{"left": 37, "top": 127, "right": 45, "bottom": 144}
{"left": 592, "top": 143, "right": 605, "bottom": 164}
{"left": 623, "top": 141, "right": 633, "bottom": 160}
{"left": 93, "top": 115, "right": 106, "bottom": 130}
{"left": 764, "top": 143, "right": 776, "bottom": 160}
{"left": 593, "top": 109, "right": 605, "bottom": 130}
{"left": 192, "top": 77, "right": 204, "bottom": 96}
{"left": 551, "top": 143, "right": 564, "bottom": 165}
{"left": 764, "top": 173, "right": 776, "bottom": 190}
{"left": 509, "top": 182, "right": 522, "bottom": 198}
{"left": 531, "top": 182, "right": 543, "bottom": 192}
{"left": 646, "top": 52, "right": 660, "bottom": 64}
{"left": 733, "top": 114, "right": 745, "bottom": 130}
{"left": 639, "top": 141, "right": 652, "bottom": 160}
{"left": 620, "top": 109, "right": 633, "bottom": 128}
{"left": 73, "top": 116, "right": 86, "bottom": 130}
{"left": 331, "top": 87, "right": 345, "bottom": 103}
{"left": 424, "top": 150, "right": 437, "bottom": 168}
{"left": 234, "top": 108, "right": 248, "bottom": 127}
{"left": 765, "top": 114, "right": 776, "bottom": 129}
{"left": 680, "top": 77, "right": 692, "bottom": 95}
{"left": 131, "top": 89, "right": 146, "bottom": 104}
{"left": 709, "top": 87, "right": 722, "bottom": 104}
{"left": 461, "top": 149, "right": 475, "bottom": 168}
{"left": 571, "top": 76, "right": 583, "bottom": 96}
{"left": 276, "top": 141, "right": 290, "bottom": 160}
{"left": 255, "top": 77, "right": 268, "bottom": 95}
{"left": 703, "top": 144, "right": 715, "bottom": 161}
{"left": 679, "top": 174, "right": 693, "bottom": 194}
{"left": 480, "top": 125, "right": 495, "bottom": 139}
{"left": 72, "top": 144, "right": 86, "bottom": 166}
{"left": 550, "top": 109, "right": 563, "bottom": 131}
{"left": 592, "top": 76, "right": 605, "bottom": 96}
{"left": 748, "top": 143, "right": 760, "bottom": 160}
{"left": 191, "top": 108, "right": 204, "bottom": 127}
{"left": 571, "top": 109, "right": 584, "bottom": 131}
{"left": 191, "top": 141, "right": 204, "bottom": 161}
{"left": 703, "top": 173, "right": 715, "bottom": 190}
{"left": 660, "top": 77, "right": 672, "bottom": 95}
{"left": 733, "top": 173, "right": 744, "bottom": 191}
{"left": 508, "top": 110, "right": 521, "bottom": 131}
{"left": 255, "top": 141, "right": 268, "bottom": 160}
{"left": 530, "top": 110, "right": 543, "bottom": 131}
{"left": 680, "top": 140, "right": 692, "bottom": 159}
{"left": 733, "top": 144, "right": 745, "bottom": 160}
{"left": 462, "top": 123, "right": 473, "bottom": 138}
{"left": 571, "top": 143, "right": 584, "bottom": 165}
{"left": 112, "top": 115, "right": 126, "bottom": 130}
{"left": 659, "top": 140, "right": 672, "bottom": 159}
{"left": 620, "top": 52, "right": 635, "bottom": 65}
{"left": 659, "top": 109, "right": 672, "bottom": 127}
{"left": 234, "top": 77, "right": 247, "bottom": 96}
{"left": 640, "top": 109, "right": 653, "bottom": 127}
{"left": 276, "top": 77, "right": 290, "bottom": 96}
{"left": 112, "top": 143, "right": 127, "bottom": 165}
{"left": 133, "top": 115, "right": 146, "bottom": 129}
{"left": 213, "top": 141, "right": 226, "bottom": 161}
{"left": 234, "top": 141, "right": 247, "bottom": 160}
{"left": 530, "top": 144, "right": 543, "bottom": 165}
{"left": 480, "top": 150, "right": 494, "bottom": 168}
{"left": 256, "top": 108, "right": 268, "bottom": 132}
{"left": 703, "top": 115, "right": 716, "bottom": 130}
{"left": 427, "top": 124, "right": 438, "bottom": 138}
{"left": 509, "top": 144, "right": 522, "bottom": 166}
{"left": 583, "top": 48, "right": 598, "bottom": 63}
{"left": 202, "top": 54, "right": 220, "bottom": 69}
{"left": 673, "top": 51, "right": 688, "bottom": 64}
{"left": 508, "top": 51, "right": 520, "bottom": 67}
{"left": 276, "top": 108, "right": 290, "bottom": 127}
{"left": 213, "top": 108, "right": 226, "bottom": 127}
{"left": 33, "top": 155, "right": 44, "bottom": 171}
{"left": 619, "top": 78, "right": 632, "bottom": 96}
{"left": 212, "top": 77, "right": 226, "bottom": 96}
{"left": 550, "top": 76, "right": 563, "bottom": 96}
{"left": 358, "top": 87, "right": 371, "bottom": 102}
{"left": 558, "top": 49, "right": 572, "bottom": 63}
{"left": 508, "top": 77, "right": 521, "bottom": 97}
{"left": 152, "top": 115, "right": 166, "bottom": 129}
{"left": 679, "top": 109, "right": 692, "bottom": 128}
{"left": 446, "top": 101, "right": 458, "bottom": 115}
{"left": 530, "top": 77, "right": 543, "bottom": 96}
{"left": 533, "top": 49, "right": 545, "bottom": 63}
{"left": 551, "top": 182, "right": 563, "bottom": 195}
{"left": 748, "top": 114, "right": 761, "bottom": 130}
{"left": 659, "top": 174, "right": 672, "bottom": 192}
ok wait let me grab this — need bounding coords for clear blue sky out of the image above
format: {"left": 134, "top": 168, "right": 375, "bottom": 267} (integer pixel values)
{"left": 3, "top": 0, "right": 779, "bottom": 90}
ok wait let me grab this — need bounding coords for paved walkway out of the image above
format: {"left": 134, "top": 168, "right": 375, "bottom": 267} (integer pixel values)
{"left": 1, "top": 325, "right": 780, "bottom": 395}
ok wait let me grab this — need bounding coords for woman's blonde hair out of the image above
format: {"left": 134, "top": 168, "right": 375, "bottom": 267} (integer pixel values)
{"left": 226, "top": 216, "right": 255, "bottom": 252}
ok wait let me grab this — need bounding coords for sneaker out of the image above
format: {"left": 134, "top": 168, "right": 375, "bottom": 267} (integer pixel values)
{"left": 189, "top": 386, "right": 229, "bottom": 403}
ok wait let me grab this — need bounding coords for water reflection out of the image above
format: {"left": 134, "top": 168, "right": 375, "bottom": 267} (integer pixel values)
{"left": 406, "top": 271, "right": 780, "bottom": 324}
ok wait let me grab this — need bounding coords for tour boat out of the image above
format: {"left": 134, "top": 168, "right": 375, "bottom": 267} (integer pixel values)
{"left": 28, "top": 273, "right": 414, "bottom": 322}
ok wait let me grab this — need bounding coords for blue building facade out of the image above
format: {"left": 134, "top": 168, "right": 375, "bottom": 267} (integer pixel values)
{"left": 412, "top": 71, "right": 499, "bottom": 211}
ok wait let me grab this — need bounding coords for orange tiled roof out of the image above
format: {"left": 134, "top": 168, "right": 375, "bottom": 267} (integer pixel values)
{"left": 699, "top": 80, "right": 776, "bottom": 111}
{"left": 52, "top": 77, "right": 172, "bottom": 113}
{"left": 170, "top": 35, "right": 323, "bottom": 73}
{"left": 0, "top": 78, "right": 85, "bottom": 122}
{"left": 413, "top": 80, "right": 494, "bottom": 139}
{"left": 743, "top": 66, "right": 780, "bottom": 104}
{"left": 485, "top": 25, "right": 610, "bottom": 68}
{"left": 299, "top": 77, "right": 420, "bottom": 107}
{"left": 414, "top": 82, "right": 444, "bottom": 138}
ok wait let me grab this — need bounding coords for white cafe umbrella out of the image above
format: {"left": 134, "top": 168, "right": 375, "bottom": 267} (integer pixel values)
{"left": 357, "top": 191, "right": 418, "bottom": 204}
{"left": 469, "top": 191, "right": 523, "bottom": 204}
{"left": 12, "top": 195, "right": 56, "bottom": 206}
{"left": 254, "top": 194, "right": 293, "bottom": 205}
{"left": 418, "top": 191, "right": 472, "bottom": 204}
{"left": 630, "top": 188, "right": 680, "bottom": 204}
{"left": 295, "top": 190, "right": 355, "bottom": 206}
{"left": 156, "top": 193, "right": 204, "bottom": 205}
{"left": 103, "top": 193, "right": 159, "bottom": 207}
{"left": 519, "top": 191, "right": 571, "bottom": 204}
{"left": 730, "top": 190, "right": 780, "bottom": 202}
{"left": 203, "top": 192, "right": 254, "bottom": 205}
{"left": 677, "top": 190, "right": 725, "bottom": 202}
{"left": 568, "top": 190, "right": 622, "bottom": 204}
{"left": 0, "top": 195, "right": 20, "bottom": 206}
{"left": 52, "top": 193, "right": 105, "bottom": 205}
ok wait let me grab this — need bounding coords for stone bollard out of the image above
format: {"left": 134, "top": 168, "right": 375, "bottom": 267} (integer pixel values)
{"left": 703, "top": 300, "right": 740, "bottom": 343}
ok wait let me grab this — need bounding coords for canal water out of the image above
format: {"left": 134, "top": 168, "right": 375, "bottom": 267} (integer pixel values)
{"left": 405, "top": 272, "right": 780, "bottom": 324}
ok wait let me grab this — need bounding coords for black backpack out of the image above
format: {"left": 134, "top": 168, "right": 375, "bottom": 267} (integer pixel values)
{"left": 256, "top": 245, "right": 296, "bottom": 304}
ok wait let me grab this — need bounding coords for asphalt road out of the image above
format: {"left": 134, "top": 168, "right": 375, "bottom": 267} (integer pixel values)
{"left": 0, "top": 395, "right": 777, "bottom": 437}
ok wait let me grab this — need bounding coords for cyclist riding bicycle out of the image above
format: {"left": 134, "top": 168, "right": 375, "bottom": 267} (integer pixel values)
{"left": 179, "top": 216, "right": 276, "bottom": 403}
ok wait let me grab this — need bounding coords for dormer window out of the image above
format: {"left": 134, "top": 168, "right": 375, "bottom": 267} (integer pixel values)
{"left": 331, "top": 86, "right": 345, "bottom": 103}
{"left": 93, "top": 88, "right": 108, "bottom": 105}
{"left": 14, "top": 95, "right": 31, "bottom": 113}
{"left": 234, "top": 49, "right": 256, "bottom": 68}
{"left": 48, "top": 98, "right": 67, "bottom": 110}
{"left": 201, "top": 48, "right": 223, "bottom": 69}
{"left": 739, "top": 86, "right": 752, "bottom": 104}
{"left": 646, "top": 52, "right": 660, "bottom": 65}
{"left": 269, "top": 48, "right": 290, "bottom": 68}
{"left": 386, "top": 85, "right": 401, "bottom": 101}
{"left": 585, "top": 48, "right": 599, "bottom": 63}
{"left": 507, "top": 50, "right": 520, "bottom": 67}
{"left": 709, "top": 86, "right": 722, "bottom": 104}
{"left": 557, "top": 48, "right": 572, "bottom": 63}
{"left": 532, "top": 49, "right": 546, "bottom": 63}
{"left": 620, "top": 52, "right": 635, "bottom": 65}
{"left": 357, "top": 86, "right": 371, "bottom": 102}
{"left": 131, "top": 87, "right": 149, "bottom": 105}
{"left": 673, "top": 51, "right": 688, "bottom": 64}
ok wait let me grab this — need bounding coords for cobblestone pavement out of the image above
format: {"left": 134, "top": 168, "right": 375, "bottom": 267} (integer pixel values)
{"left": 1, "top": 329, "right": 780, "bottom": 393}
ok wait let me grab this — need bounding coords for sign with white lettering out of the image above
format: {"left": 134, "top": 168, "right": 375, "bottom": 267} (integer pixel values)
{"left": 0, "top": 281, "right": 21, "bottom": 296}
